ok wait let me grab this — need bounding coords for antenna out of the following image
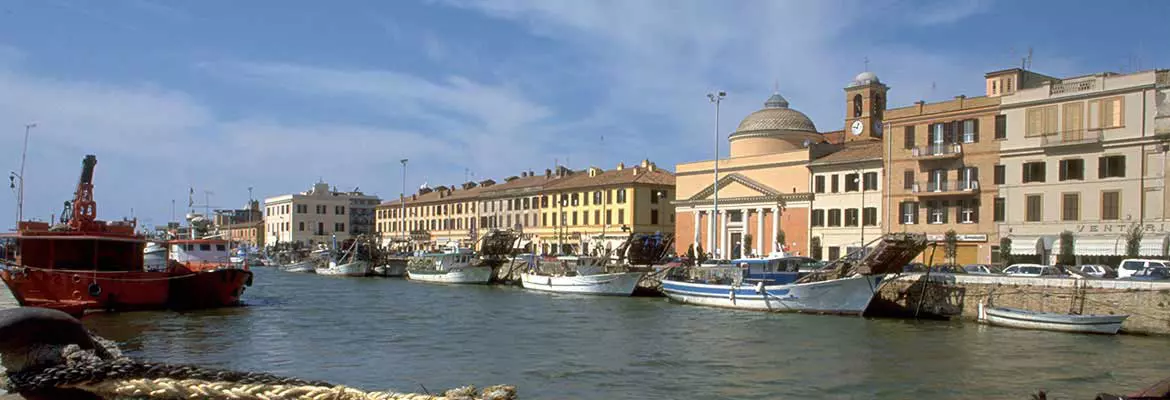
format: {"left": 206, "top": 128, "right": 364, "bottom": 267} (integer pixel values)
{"left": 1026, "top": 47, "right": 1033, "bottom": 70}
{"left": 863, "top": 56, "right": 870, "bottom": 71}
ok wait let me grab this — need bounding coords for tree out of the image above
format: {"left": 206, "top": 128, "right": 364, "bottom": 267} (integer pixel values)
{"left": 686, "top": 243, "right": 696, "bottom": 260}
{"left": 1058, "top": 230, "right": 1076, "bottom": 266}
{"left": 743, "top": 233, "right": 753, "bottom": 257}
{"left": 810, "top": 236, "right": 822, "bottom": 260}
{"left": 944, "top": 230, "right": 958, "bottom": 264}
{"left": 999, "top": 237, "right": 1013, "bottom": 266}
{"left": 776, "top": 230, "right": 786, "bottom": 253}
{"left": 1126, "top": 224, "right": 1144, "bottom": 258}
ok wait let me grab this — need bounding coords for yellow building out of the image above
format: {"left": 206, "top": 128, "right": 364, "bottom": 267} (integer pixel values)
{"left": 533, "top": 160, "right": 675, "bottom": 255}
{"left": 376, "top": 182, "right": 484, "bottom": 251}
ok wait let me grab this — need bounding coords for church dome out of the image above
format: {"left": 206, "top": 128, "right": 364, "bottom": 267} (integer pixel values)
{"left": 850, "top": 71, "right": 880, "bottom": 87}
{"left": 728, "top": 92, "right": 822, "bottom": 157}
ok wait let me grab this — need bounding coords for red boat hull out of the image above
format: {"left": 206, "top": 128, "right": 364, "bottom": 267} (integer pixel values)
{"left": 0, "top": 267, "right": 252, "bottom": 316}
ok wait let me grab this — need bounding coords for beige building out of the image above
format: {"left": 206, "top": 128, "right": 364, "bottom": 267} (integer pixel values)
{"left": 376, "top": 182, "right": 485, "bottom": 251}
{"left": 263, "top": 181, "right": 379, "bottom": 247}
{"left": 997, "top": 68, "right": 1170, "bottom": 263}
{"left": 534, "top": 160, "right": 675, "bottom": 255}
{"left": 807, "top": 141, "right": 884, "bottom": 260}
{"left": 222, "top": 221, "right": 264, "bottom": 247}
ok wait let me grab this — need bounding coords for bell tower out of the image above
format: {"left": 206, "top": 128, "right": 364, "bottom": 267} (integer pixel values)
{"left": 843, "top": 71, "right": 889, "bottom": 142}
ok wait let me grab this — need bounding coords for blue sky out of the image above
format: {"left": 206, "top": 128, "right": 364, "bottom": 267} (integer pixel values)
{"left": 0, "top": 0, "right": 1167, "bottom": 229}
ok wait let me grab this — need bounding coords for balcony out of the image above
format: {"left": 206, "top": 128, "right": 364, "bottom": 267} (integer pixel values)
{"left": 1040, "top": 129, "right": 1103, "bottom": 149}
{"left": 911, "top": 180, "right": 980, "bottom": 197}
{"left": 910, "top": 143, "right": 962, "bottom": 160}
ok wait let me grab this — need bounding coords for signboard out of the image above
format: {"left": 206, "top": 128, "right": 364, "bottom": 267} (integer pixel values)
{"left": 409, "top": 230, "right": 431, "bottom": 241}
{"left": 925, "top": 233, "right": 988, "bottom": 242}
{"left": 1077, "top": 223, "right": 1167, "bottom": 234}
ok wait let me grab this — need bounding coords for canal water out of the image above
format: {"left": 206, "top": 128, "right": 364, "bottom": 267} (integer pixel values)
{"left": 35, "top": 268, "right": 1170, "bottom": 398}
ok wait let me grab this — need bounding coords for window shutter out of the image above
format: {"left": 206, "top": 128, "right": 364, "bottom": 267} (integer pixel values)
{"left": 904, "top": 127, "right": 914, "bottom": 149}
{"left": 941, "top": 201, "right": 950, "bottom": 223}
{"left": 943, "top": 122, "right": 954, "bottom": 144}
{"left": 913, "top": 203, "right": 920, "bottom": 224}
{"left": 972, "top": 199, "right": 981, "bottom": 222}
{"left": 1118, "top": 157, "right": 1126, "bottom": 177}
{"left": 1098, "top": 157, "right": 1106, "bottom": 179}
{"left": 972, "top": 119, "right": 980, "bottom": 142}
{"left": 955, "top": 200, "right": 964, "bottom": 222}
{"left": 970, "top": 167, "right": 979, "bottom": 182}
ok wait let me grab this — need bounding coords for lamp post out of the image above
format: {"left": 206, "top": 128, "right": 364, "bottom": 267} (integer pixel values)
{"left": 707, "top": 91, "right": 725, "bottom": 259}
{"left": 12, "top": 123, "right": 36, "bottom": 228}
{"left": 400, "top": 158, "right": 408, "bottom": 248}
{"left": 854, "top": 169, "right": 865, "bottom": 257}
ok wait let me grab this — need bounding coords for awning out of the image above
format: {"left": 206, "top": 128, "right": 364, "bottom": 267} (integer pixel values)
{"left": 1140, "top": 234, "right": 1170, "bottom": 257}
{"left": 1057, "top": 236, "right": 1124, "bottom": 256}
{"left": 1008, "top": 235, "right": 1056, "bottom": 255}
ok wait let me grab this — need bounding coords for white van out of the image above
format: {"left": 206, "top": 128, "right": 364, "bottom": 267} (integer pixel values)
{"left": 1117, "top": 259, "right": 1170, "bottom": 279}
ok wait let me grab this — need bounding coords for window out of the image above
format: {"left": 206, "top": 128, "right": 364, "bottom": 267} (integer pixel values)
{"left": 593, "top": 191, "right": 602, "bottom": 204}
{"left": 900, "top": 201, "right": 918, "bottom": 224}
{"left": 618, "top": 209, "right": 625, "bottom": 224}
{"left": 298, "top": 221, "right": 304, "bottom": 231}
{"left": 828, "top": 209, "right": 842, "bottom": 226}
{"left": 1099, "top": 155, "right": 1126, "bottom": 178}
{"left": 853, "top": 94, "right": 863, "bottom": 117}
{"left": 992, "top": 80, "right": 998, "bottom": 95}
{"left": 541, "top": 196, "right": 549, "bottom": 207}
{"left": 617, "top": 189, "right": 627, "bottom": 204}
{"left": 650, "top": 190, "right": 660, "bottom": 204}
{"left": 844, "top": 209, "right": 859, "bottom": 227}
{"left": 831, "top": 174, "right": 839, "bottom": 193}
{"left": 1059, "top": 159, "right": 1084, "bottom": 181}
{"left": 928, "top": 201, "right": 947, "bottom": 224}
{"left": 542, "top": 213, "right": 547, "bottom": 226}
{"left": 845, "top": 173, "right": 860, "bottom": 192}
{"left": 1006, "top": 78, "right": 1013, "bottom": 92}
{"left": 828, "top": 246, "right": 841, "bottom": 261}
{"left": 994, "top": 197, "right": 1005, "bottom": 222}
{"left": 1091, "top": 97, "right": 1124, "bottom": 129}
{"left": 928, "top": 168, "right": 948, "bottom": 192}
{"left": 957, "top": 199, "right": 978, "bottom": 223}
{"left": 863, "top": 207, "right": 877, "bottom": 226}
{"left": 815, "top": 176, "right": 825, "bottom": 193}
{"left": 571, "top": 212, "right": 578, "bottom": 225}
{"left": 811, "top": 209, "right": 825, "bottom": 227}
{"left": 651, "top": 209, "right": 659, "bottom": 225}
{"left": 904, "top": 170, "right": 914, "bottom": 190}
{"left": 961, "top": 119, "right": 978, "bottom": 143}
{"left": 1026, "top": 195, "right": 1042, "bottom": 222}
{"left": 571, "top": 193, "right": 580, "bottom": 206}
{"left": 317, "top": 222, "right": 325, "bottom": 234}
{"left": 1022, "top": 162, "right": 1046, "bottom": 183}
{"left": 1101, "top": 191, "right": 1120, "bottom": 220}
{"left": 594, "top": 210, "right": 600, "bottom": 225}
{"left": 994, "top": 165, "right": 1005, "bottom": 185}
{"left": 960, "top": 167, "right": 978, "bottom": 190}
{"left": 606, "top": 210, "right": 612, "bottom": 224}
{"left": 198, "top": 244, "right": 211, "bottom": 251}
{"left": 863, "top": 172, "right": 878, "bottom": 191}
{"left": 903, "top": 125, "right": 915, "bottom": 149}
{"left": 1026, "top": 105, "right": 1059, "bottom": 136}
{"left": 994, "top": 115, "right": 1007, "bottom": 139}
{"left": 1062, "top": 193, "right": 1080, "bottom": 221}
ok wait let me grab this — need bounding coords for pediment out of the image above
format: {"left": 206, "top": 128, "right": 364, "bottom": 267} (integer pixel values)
{"left": 687, "top": 173, "right": 780, "bottom": 201}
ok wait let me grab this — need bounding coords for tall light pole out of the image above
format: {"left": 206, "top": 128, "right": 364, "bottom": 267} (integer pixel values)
{"left": 400, "top": 158, "right": 408, "bottom": 248}
{"left": 707, "top": 91, "right": 725, "bottom": 258}
{"left": 854, "top": 169, "right": 865, "bottom": 257}
{"left": 13, "top": 123, "right": 36, "bottom": 228}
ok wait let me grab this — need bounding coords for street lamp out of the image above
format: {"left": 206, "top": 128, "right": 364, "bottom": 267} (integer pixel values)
{"left": 13, "top": 123, "right": 36, "bottom": 228}
{"left": 400, "top": 158, "right": 408, "bottom": 246}
{"left": 854, "top": 169, "right": 866, "bottom": 257}
{"left": 707, "top": 91, "right": 725, "bottom": 258}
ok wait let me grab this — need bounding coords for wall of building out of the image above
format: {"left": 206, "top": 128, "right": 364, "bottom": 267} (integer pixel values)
{"left": 809, "top": 160, "right": 884, "bottom": 260}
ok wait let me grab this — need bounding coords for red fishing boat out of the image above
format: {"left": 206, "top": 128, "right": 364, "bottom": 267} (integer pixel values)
{"left": 0, "top": 154, "right": 252, "bottom": 316}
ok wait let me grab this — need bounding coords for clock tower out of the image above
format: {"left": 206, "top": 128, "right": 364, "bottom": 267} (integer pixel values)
{"left": 844, "top": 71, "right": 889, "bottom": 142}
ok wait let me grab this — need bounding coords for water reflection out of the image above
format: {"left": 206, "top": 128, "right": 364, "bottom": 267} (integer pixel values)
{"left": 72, "top": 268, "right": 1170, "bottom": 399}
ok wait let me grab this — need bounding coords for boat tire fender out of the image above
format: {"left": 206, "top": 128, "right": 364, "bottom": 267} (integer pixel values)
{"left": 72, "top": 274, "right": 82, "bottom": 284}
{"left": 87, "top": 282, "right": 102, "bottom": 297}
{"left": 756, "top": 281, "right": 765, "bottom": 294}
{"left": 245, "top": 274, "right": 253, "bottom": 286}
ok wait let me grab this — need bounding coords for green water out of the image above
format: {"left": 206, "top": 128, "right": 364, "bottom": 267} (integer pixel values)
{"left": 66, "top": 268, "right": 1170, "bottom": 399}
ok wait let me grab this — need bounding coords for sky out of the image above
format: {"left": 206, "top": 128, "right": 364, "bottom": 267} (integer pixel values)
{"left": 0, "top": 0, "right": 1167, "bottom": 230}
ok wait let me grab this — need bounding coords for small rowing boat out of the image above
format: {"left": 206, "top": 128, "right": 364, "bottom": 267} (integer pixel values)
{"left": 978, "top": 303, "right": 1128, "bottom": 335}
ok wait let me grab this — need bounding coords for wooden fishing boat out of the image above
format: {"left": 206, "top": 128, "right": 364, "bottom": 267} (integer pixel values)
{"left": 520, "top": 255, "right": 643, "bottom": 296}
{"left": 407, "top": 248, "right": 491, "bottom": 284}
{"left": 977, "top": 303, "right": 1128, "bottom": 335}
{"left": 0, "top": 155, "right": 251, "bottom": 316}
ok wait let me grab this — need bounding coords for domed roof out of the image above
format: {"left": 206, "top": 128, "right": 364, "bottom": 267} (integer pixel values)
{"left": 733, "top": 92, "right": 817, "bottom": 134}
{"left": 850, "top": 71, "right": 880, "bottom": 87}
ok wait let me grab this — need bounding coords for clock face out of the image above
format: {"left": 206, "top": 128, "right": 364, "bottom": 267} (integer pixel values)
{"left": 850, "top": 120, "right": 864, "bottom": 135}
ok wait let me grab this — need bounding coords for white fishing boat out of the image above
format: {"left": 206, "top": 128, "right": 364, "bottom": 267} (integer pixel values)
{"left": 407, "top": 248, "right": 492, "bottom": 284}
{"left": 280, "top": 259, "right": 317, "bottom": 273}
{"left": 373, "top": 261, "right": 407, "bottom": 277}
{"left": 316, "top": 260, "right": 370, "bottom": 277}
{"left": 520, "top": 255, "right": 643, "bottom": 296}
{"left": 143, "top": 241, "right": 168, "bottom": 272}
{"left": 977, "top": 303, "right": 1128, "bottom": 335}
{"left": 661, "top": 271, "right": 884, "bottom": 314}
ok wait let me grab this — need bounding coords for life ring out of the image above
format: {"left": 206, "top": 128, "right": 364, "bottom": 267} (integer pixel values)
{"left": 87, "top": 282, "right": 102, "bottom": 297}
{"left": 72, "top": 275, "right": 82, "bottom": 284}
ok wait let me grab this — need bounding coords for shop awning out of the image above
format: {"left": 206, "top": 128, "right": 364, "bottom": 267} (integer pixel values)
{"left": 1054, "top": 236, "right": 1124, "bottom": 256}
{"left": 1008, "top": 235, "right": 1056, "bottom": 255}
{"left": 1140, "top": 234, "right": 1170, "bottom": 257}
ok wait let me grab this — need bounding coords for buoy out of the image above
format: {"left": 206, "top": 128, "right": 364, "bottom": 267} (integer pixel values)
{"left": 88, "top": 282, "right": 102, "bottom": 297}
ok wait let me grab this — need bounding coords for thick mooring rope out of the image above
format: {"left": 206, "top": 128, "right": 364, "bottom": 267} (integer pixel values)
{"left": 73, "top": 379, "right": 516, "bottom": 400}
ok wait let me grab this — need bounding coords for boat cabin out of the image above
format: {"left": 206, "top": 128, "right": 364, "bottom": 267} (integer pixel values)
{"left": 1, "top": 221, "right": 145, "bottom": 272}
{"left": 168, "top": 239, "right": 232, "bottom": 265}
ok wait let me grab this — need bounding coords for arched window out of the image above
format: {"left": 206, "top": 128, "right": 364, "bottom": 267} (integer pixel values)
{"left": 853, "top": 94, "right": 863, "bottom": 117}
{"left": 872, "top": 94, "right": 883, "bottom": 118}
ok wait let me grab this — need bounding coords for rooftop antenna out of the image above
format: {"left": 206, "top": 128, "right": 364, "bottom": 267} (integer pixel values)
{"left": 1026, "top": 47, "right": 1033, "bottom": 70}
{"left": 863, "top": 56, "right": 870, "bottom": 71}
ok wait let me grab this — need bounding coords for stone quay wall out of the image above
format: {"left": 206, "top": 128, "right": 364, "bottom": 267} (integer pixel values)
{"left": 875, "top": 273, "right": 1170, "bottom": 335}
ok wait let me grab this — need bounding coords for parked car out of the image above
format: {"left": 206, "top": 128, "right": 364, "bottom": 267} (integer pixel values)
{"left": 931, "top": 264, "right": 966, "bottom": 274}
{"left": 903, "top": 262, "right": 927, "bottom": 273}
{"left": 1072, "top": 264, "right": 1117, "bottom": 279}
{"left": 1003, "top": 264, "right": 1065, "bottom": 277}
{"left": 1117, "top": 259, "right": 1170, "bottom": 279}
{"left": 1122, "top": 266, "right": 1170, "bottom": 281}
{"left": 963, "top": 264, "right": 1000, "bottom": 275}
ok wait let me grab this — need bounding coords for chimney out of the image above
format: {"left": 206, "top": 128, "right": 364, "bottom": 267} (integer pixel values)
{"left": 505, "top": 176, "right": 520, "bottom": 182}
{"left": 616, "top": 162, "right": 625, "bottom": 171}
{"left": 545, "top": 168, "right": 552, "bottom": 177}
{"left": 632, "top": 166, "right": 640, "bottom": 176}
{"left": 640, "top": 159, "right": 650, "bottom": 168}
{"left": 647, "top": 162, "right": 657, "bottom": 172}
{"left": 588, "top": 166, "right": 602, "bottom": 177}
{"left": 914, "top": 100, "right": 925, "bottom": 114}
{"left": 479, "top": 179, "right": 495, "bottom": 187}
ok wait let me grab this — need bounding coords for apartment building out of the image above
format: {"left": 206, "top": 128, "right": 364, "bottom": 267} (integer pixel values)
{"left": 884, "top": 74, "right": 1020, "bottom": 265}
{"left": 536, "top": 160, "right": 675, "bottom": 255}
{"left": 222, "top": 221, "right": 264, "bottom": 247}
{"left": 263, "top": 181, "right": 379, "bottom": 247}
{"left": 808, "top": 142, "right": 883, "bottom": 260}
{"left": 376, "top": 182, "right": 484, "bottom": 251}
{"left": 476, "top": 170, "right": 563, "bottom": 251}
{"left": 997, "top": 68, "right": 1170, "bottom": 264}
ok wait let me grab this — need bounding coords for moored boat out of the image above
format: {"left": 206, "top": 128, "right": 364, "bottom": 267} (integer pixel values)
{"left": 0, "top": 155, "right": 251, "bottom": 316}
{"left": 373, "top": 258, "right": 408, "bottom": 277}
{"left": 281, "top": 259, "right": 317, "bottom": 273}
{"left": 317, "top": 260, "right": 370, "bottom": 276}
{"left": 977, "top": 303, "right": 1129, "bottom": 335}
{"left": 407, "top": 248, "right": 491, "bottom": 284}
{"left": 520, "top": 255, "right": 644, "bottom": 296}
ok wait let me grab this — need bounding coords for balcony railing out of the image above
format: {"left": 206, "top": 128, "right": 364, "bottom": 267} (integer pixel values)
{"left": 1040, "top": 129, "right": 1103, "bottom": 148}
{"left": 911, "top": 180, "right": 980, "bottom": 196}
{"left": 910, "top": 143, "right": 963, "bottom": 160}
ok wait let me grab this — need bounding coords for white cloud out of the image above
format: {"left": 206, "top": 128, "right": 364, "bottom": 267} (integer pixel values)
{"left": 906, "top": 0, "right": 993, "bottom": 26}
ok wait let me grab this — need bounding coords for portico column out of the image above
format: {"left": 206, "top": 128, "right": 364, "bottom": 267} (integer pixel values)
{"left": 756, "top": 207, "right": 765, "bottom": 256}
{"left": 692, "top": 210, "right": 700, "bottom": 248}
{"left": 772, "top": 206, "right": 780, "bottom": 253}
{"left": 705, "top": 210, "right": 713, "bottom": 255}
{"left": 741, "top": 209, "right": 749, "bottom": 257}
{"left": 719, "top": 209, "right": 727, "bottom": 258}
